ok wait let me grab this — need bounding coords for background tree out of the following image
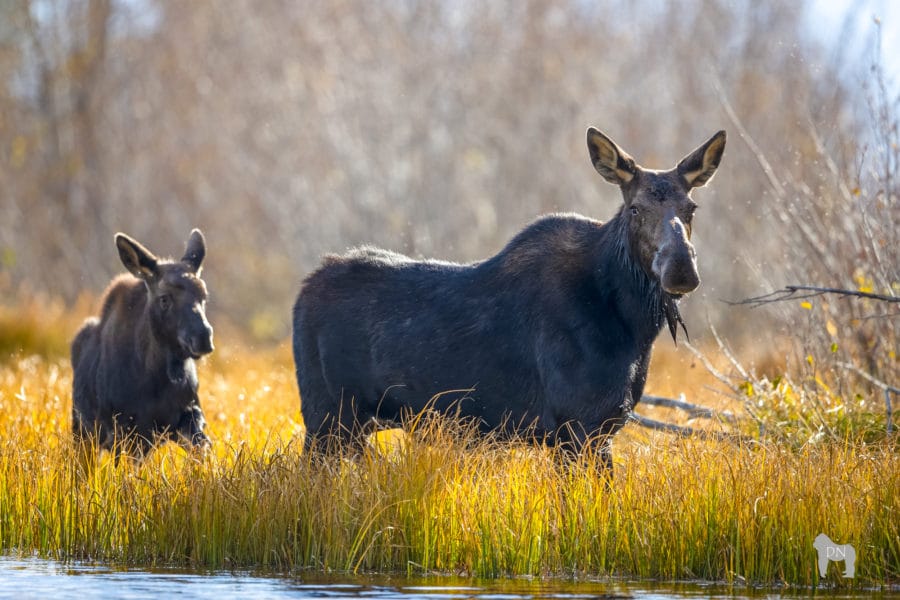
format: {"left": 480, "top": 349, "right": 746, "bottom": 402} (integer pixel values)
{"left": 0, "top": 1, "right": 894, "bottom": 382}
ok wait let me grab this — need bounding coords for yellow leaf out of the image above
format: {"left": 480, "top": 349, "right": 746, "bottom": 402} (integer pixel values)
{"left": 856, "top": 274, "right": 875, "bottom": 294}
{"left": 826, "top": 320, "right": 838, "bottom": 337}
{"left": 800, "top": 301, "right": 812, "bottom": 310}
{"left": 830, "top": 342, "right": 838, "bottom": 353}
{"left": 806, "top": 354, "right": 814, "bottom": 366}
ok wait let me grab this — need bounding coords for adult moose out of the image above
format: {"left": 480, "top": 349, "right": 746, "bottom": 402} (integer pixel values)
{"left": 72, "top": 229, "right": 215, "bottom": 457}
{"left": 293, "top": 127, "right": 725, "bottom": 470}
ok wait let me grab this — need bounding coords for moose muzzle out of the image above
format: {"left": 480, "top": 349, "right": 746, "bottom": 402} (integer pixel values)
{"left": 651, "top": 216, "right": 700, "bottom": 296}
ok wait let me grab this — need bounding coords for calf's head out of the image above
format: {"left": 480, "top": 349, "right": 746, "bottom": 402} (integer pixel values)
{"left": 116, "top": 229, "right": 214, "bottom": 360}
{"left": 587, "top": 128, "right": 725, "bottom": 296}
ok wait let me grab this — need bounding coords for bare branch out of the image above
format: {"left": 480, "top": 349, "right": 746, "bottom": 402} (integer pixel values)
{"left": 712, "top": 75, "right": 786, "bottom": 199}
{"left": 729, "top": 285, "right": 900, "bottom": 308}
{"left": 632, "top": 391, "right": 748, "bottom": 440}
{"left": 628, "top": 413, "right": 742, "bottom": 442}
{"left": 837, "top": 361, "right": 898, "bottom": 435}
{"left": 683, "top": 341, "right": 741, "bottom": 395}
{"left": 641, "top": 394, "right": 737, "bottom": 423}
{"left": 837, "top": 361, "right": 897, "bottom": 391}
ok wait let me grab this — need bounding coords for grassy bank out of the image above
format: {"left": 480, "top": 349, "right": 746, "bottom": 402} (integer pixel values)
{"left": 0, "top": 340, "right": 897, "bottom": 589}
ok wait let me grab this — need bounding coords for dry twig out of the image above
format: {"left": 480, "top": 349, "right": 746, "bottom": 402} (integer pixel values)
{"left": 729, "top": 285, "right": 899, "bottom": 308}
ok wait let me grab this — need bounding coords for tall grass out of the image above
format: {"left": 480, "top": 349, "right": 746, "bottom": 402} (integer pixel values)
{"left": 0, "top": 344, "right": 896, "bottom": 588}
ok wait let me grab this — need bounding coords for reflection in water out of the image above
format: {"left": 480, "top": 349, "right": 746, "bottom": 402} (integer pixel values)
{"left": 0, "top": 556, "right": 877, "bottom": 599}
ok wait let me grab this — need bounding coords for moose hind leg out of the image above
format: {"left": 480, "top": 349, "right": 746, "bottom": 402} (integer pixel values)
{"left": 304, "top": 397, "right": 372, "bottom": 459}
{"left": 72, "top": 405, "right": 91, "bottom": 443}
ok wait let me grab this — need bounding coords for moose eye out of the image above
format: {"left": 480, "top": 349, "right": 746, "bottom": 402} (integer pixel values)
{"left": 630, "top": 206, "right": 639, "bottom": 217}
{"left": 159, "top": 295, "right": 172, "bottom": 311}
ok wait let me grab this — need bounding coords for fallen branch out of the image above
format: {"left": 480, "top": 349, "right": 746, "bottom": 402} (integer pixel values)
{"left": 729, "top": 285, "right": 899, "bottom": 308}
{"left": 632, "top": 393, "right": 746, "bottom": 440}
{"left": 641, "top": 394, "right": 737, "bottom": 423}
{"left": 628, "top": 413, "right": 735, "bottom": 441}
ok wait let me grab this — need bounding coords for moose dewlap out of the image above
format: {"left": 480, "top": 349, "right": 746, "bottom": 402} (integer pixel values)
{"left": 71, "top": 229, "right": 215, "bottom": 457}
{"left": 292, "top": 127, "right": 725, "bottom": 470}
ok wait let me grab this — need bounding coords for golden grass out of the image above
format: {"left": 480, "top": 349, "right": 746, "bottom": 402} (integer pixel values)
{"left": 0, "top": 304, "right": 896, "bottom": 588}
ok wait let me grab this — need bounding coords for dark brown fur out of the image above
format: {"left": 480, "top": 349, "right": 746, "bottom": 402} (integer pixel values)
{"left": 71, "top": 230, "right": 214, "bottom": 457}
{"left": 292, "top": 128, "right": 725, "bottom": 470}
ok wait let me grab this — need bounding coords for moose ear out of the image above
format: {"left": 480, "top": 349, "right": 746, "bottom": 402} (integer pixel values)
{"left": 677, "top": 130, "right": 726, "bottom": 189}
{"left": 181, "top": 229, "right": 206, "bottom": 273}
{"left": 116, "top": 233, "right": 159, "bottom": 281}
{"left": 587, "top": 127, "right": 637, "bottom": 185}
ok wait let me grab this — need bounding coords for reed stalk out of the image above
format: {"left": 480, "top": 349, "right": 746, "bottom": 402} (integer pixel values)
{"left": 0, "top": 351, "right": 896, "bottom": 589}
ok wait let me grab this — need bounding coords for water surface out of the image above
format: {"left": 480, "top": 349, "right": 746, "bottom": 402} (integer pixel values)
{"left": 0, "top": 556, "right": 885, "bottom": 599}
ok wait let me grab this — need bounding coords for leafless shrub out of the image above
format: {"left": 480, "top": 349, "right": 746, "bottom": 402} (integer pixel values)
{"left": 0, "top": 0, "right": 890, "bottom": 354}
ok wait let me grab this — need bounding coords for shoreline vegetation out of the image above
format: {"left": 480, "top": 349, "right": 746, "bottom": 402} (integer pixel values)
{"left": 1, "top": 1, "right": 897, "bottom": 592}
{"left": 0, "top": 320, "right": 896, "bottom": 590}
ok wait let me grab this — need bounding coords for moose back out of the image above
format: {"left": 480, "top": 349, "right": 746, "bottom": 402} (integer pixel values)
{"left": 293, "top": 127, "right": 725, "bottom": 467}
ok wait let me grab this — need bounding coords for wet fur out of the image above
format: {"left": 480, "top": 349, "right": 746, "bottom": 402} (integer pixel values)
{"left": 294, "top": 128, "right": 723, "bottom": 467}
{"left": 293, "top": 211, "right": 682, "bottom": 464}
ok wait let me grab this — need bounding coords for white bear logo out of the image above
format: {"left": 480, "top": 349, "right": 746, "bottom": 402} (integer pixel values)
{"left": 813, "top": 533, "right": 856, "bottom": 578}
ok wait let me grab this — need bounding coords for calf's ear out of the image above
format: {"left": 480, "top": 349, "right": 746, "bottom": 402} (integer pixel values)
{"left": 677, "top": 130, "right": 726, "bottom": 188}
{"left": 116, "top": 233, "right": 159, "bottom": 281}
{"left": 182, "top": 229, "right": 206, "bottom": 273}
{"left": 587, "top": 127, "right": 637, "bottom": 185}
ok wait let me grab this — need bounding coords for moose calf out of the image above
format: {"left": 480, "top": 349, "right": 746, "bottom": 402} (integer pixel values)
{"left": 72, "top": 229, "right": 214, "bottom": 457}
{"left": 293, "top": 127, "right": 725, "bottom": 470}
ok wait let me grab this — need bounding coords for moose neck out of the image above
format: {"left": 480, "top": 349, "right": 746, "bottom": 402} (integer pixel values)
{"left": 603, "top": 208, "right": 686, "bottom": 346}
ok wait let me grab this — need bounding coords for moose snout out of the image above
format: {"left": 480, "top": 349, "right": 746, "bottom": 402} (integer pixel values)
{"left": 652, "top": 218, "right": 700, "bottom": 295}
{"left": 181, "top": 321, "right": 214, "bottom": 358}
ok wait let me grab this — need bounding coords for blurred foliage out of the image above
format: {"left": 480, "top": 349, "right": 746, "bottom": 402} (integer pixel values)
{"left": 0, "top": 291, "right": 90, "bottom": 360}
{"left": 0, "top": 2, "right": 896, "bottom": 435}
{"left": 0, "top": 0, "right": 885, "bottom": 343}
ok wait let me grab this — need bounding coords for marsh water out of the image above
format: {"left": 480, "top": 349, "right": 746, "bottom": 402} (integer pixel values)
{"left": 0, "top": 557, "right": 889, "bottom": 599}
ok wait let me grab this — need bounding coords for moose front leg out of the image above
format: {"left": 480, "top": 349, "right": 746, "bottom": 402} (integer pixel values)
{"left": 590, "top": 398, "right": 636, "bottom": 480}
{"left": 174, "top": 403, "right": 210, "bottom": 451}
{"left": 549, "top": 423, "right": 617, "bottom": 484}
{"left": 587, "top": 434, "right": 615, "bottom": 478}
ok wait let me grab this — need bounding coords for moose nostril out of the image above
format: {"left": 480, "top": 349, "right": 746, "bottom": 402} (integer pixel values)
{"left": 198, "top": 333, "right": 214, "bottom": 354}
{"left": 666, "top": 267, "right": 700, "bottom": 294}
{"left": 182, "top": 330, "right": 214, "bottom": 357}
{"left": 655, "top": 243, "right": 700, "bottom": 295}
{"left": 662, "top": 275, "right": 699, "bottom": 295}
